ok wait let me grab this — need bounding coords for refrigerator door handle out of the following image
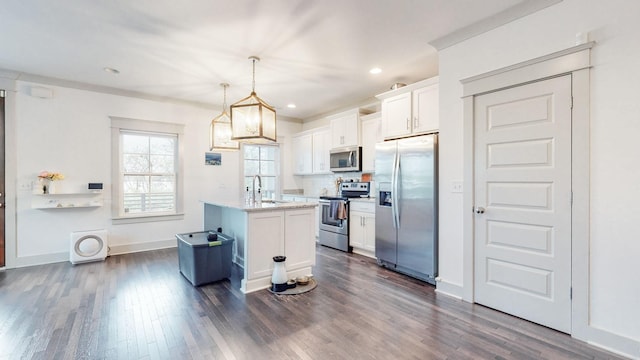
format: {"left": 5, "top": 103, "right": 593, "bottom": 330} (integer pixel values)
{"left": 392, "top": 152, "right": 401, "bottom": 228}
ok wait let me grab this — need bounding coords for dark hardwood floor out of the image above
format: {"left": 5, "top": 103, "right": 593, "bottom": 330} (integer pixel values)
{"left": 0, "top": 245, "right": 628, "bottom": 360}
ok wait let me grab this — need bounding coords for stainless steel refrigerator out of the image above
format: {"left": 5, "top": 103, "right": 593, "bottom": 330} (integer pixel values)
{"left": 375, "top": 134, "right": 438, "bottom": 284}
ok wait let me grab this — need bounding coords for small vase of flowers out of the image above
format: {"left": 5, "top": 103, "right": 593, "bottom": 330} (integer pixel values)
{"left": 38, "top": 171, "right": 65, "bottom": 194}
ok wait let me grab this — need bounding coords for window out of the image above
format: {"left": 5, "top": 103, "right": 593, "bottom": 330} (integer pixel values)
{"left": 111, "top": 117, "right": 184, "bottom": 223}
{"left": 121, "top": 131, "right": 176, "bottom": 215}
{"left": 243, "top": 144, "right": 279, "bottom": 200}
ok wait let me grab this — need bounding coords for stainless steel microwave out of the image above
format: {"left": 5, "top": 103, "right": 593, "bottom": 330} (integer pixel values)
{"left": 330, "top": 146, "right": 362, "bottom": 172}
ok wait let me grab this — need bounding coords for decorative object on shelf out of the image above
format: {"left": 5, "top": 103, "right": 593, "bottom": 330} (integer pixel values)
{"left": 205, "top": 152, "right": 222, "bottom": 166}
{"left": 38, "top": 171, "right": 64, "bottom": 194}
{"left": 230, "top": 56, "right": 276, "bottom": 143}
{"left": 210, "top": 83, "right": 239, "bottom": 150}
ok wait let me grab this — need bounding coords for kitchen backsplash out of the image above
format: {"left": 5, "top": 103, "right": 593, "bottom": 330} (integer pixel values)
{"left": 300, "top": 172, "right": 375, "bottom": 197}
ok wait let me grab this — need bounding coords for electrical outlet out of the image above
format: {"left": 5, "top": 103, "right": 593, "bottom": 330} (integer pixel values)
{"left": 18, "top": 180, "right": 34, "bottom": 191}
{"left": 451, "top": 181, "right": 463, "bottom": 193}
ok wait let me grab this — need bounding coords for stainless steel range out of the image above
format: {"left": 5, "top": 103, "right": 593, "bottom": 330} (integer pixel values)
{"left": 318, "top": 181, "right": 370, "bottom": 252}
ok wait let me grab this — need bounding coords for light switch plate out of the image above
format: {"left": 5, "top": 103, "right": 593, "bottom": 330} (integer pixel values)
{"left": 451, "top": 181, "right": 463, "bottom": 193}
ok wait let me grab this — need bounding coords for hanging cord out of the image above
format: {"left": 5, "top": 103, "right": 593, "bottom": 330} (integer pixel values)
{"left": 222, "top": 84, "right": 227, "bottom": 110}
{"left": 251, "top": 58, "right": 256, "bottom": 94}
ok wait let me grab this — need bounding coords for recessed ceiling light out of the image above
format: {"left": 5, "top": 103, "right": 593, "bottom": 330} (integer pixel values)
{"left": 103, "top": 67, "right": 120, "bottom": 74}
{"left": 287, "top": 104, "right": 296, "bottom": 109}
{"left": 369, "top": 67, "right": 382, "bottom": 74}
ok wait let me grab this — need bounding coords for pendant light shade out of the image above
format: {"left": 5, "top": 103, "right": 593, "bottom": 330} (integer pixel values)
{"left": 209, "top": 83, "right": 239, "bottom": 150}
{"left": 230, "top": 56, "right": 277, "bottom": 143}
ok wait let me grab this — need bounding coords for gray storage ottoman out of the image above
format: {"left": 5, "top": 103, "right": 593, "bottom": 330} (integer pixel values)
{"left": 176, "top": 231, "right": 234, "bottom": 286}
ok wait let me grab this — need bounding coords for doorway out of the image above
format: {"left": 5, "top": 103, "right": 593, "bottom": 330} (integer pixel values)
{"left": 461, "top": 43, "right": 593, "bottom": 337}
{"left": 472, "top": 76, "right": 572, "bottom": 333}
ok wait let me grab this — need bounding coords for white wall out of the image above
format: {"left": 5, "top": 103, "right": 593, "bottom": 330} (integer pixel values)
{"left": 8, "top": 80, "right": 301, "bottom": 267}
{"left": 437, "top": 0, "right": 640, "bottom": 356}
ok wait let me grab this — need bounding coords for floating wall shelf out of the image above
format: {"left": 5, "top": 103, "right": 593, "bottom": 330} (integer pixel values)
{"left": 32, "top": 192, "right": 104, "bottom": 209}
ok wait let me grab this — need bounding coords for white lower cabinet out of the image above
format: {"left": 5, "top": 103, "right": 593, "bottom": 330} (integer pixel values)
{"left": 246, "top": 208, "right": 316, "bottom": 287}
{"left": 349, "top": 201, "right": 375, "bottom": 256}
{"left": 284, "top": 208, "right": 316, "bottom": 269}
{"left": 281, "top": 195, "right": 320, "bottom": 238}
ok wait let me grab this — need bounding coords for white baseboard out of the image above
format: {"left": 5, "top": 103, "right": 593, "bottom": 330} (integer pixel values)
{"left": 580, "top": 325, "right": 640, "bottom": 359}
{"left": 435, "top": 279, "right": 464, "bottom": 300}
{"left": 14, "top": 252, "right": 69, "bottom": 268}
{"left": 234, "top": 254, "right": 245, "bottom": 268}
{"left": 352, "top": 248, "right": 375, "bottom": 259}
{"left": 109, "top": 239, "right": 176, "bottom": 256}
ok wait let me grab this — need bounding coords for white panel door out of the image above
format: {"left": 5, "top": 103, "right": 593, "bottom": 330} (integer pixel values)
{"left": 474, "top": 76, "right": 572, "bottom": 333}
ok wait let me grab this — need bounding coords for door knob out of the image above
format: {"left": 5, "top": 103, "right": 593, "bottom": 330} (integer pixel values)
{"left": 474, "top": 207, "right": 485, "bottom": 214}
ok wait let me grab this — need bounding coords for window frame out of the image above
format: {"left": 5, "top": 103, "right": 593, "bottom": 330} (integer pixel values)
{"left": 242, "top": 143, "right": 280, "bottom": 201}
{"left": 110, "top": 117, "right": 184, "bottom": 224}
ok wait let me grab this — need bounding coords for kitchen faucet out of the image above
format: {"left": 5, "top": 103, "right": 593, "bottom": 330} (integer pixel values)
{"left": 252, "top": 174, "right": 262, "bottom": 204}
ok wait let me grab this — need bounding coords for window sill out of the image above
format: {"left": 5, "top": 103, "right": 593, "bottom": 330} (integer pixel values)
{"left": 111, "top": 213, "right": 185, "bottom": 225}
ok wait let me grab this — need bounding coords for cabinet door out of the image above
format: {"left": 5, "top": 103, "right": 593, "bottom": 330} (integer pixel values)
{"left": 247, "top": 211, "right": 285, "bottom": 280}
{"left": 312, "top": 129, "right": 331, "bottom": 173}
{"left": 361, "top": 116, "right": 381, "bottom": 173}
{"left": 362, "top": 213, "right": 376, "bottom": 252}
{"left": 330, "top": 113, "right": 360, "bottom": 148}
{"left": 412, "top": 84, "right": 439, "bottom": 134}
{"left": 349, "top": 211, "right": 365, "bottom": 249}
{"left": 382, "top": 92, "right": 412, "bottom": 140}
{"left": 342, "top": 113, "right": 360, "bottom": 147}
{"left": 285, "top": 208, "right": 316, "bottom": 269}
{"left": 292, "top": 134, "right": 312, "bottom": 174}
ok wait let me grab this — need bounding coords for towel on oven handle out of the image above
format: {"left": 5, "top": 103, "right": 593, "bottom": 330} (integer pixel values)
{"left": 330, "top": 200, "right": 347, "bottom": 220}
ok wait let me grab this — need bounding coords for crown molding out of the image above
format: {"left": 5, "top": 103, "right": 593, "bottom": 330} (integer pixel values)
{"left": 428, "top": 0, "right": 563, "bottom": 50}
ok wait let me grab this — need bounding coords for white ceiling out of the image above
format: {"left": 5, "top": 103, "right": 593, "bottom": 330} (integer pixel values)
{"left": 1, "top": 0, "right": 544, "bottom": 120}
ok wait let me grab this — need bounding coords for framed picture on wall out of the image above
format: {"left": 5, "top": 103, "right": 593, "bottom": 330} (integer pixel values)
{"left": 205, "top": 152, "right": 222, "bottom": 166}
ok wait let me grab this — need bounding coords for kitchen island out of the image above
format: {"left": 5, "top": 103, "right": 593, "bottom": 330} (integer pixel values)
{"left": 201, "top": 199, "right": 318, "bottom": 294}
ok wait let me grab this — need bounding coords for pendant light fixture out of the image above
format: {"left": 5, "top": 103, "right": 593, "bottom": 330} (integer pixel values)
{"left": 230, "top": 56, "right": 276, "bottom": 143}
{"left": 209, "top": 83, "right": 239, "bottom": 150}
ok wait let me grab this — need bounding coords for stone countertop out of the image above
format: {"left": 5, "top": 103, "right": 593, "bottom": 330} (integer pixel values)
{"left": 201, "top": 199, "right": 317, "bottom": 212}
{"left": 348, "top": 197, "right": 376, "bottom": 203}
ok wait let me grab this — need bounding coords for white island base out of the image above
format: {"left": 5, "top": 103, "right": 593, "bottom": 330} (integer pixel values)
{"left": 203, "top": 200, "right": 317, "bottom": 294}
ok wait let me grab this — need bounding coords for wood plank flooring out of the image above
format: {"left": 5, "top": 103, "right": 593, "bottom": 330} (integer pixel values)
{"left": 0, "top": 245, "right": 628, "bottom": 360}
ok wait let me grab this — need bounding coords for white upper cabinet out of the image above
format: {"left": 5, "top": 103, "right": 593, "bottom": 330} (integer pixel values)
{"left": 329, "top": 109, "right": 362, "bottom": 148}
{"left": 412, "top": 83, "right": 439, "bottom": 134}
{"left": 381, "top": 92, "right": 412, "bottom": 139}
{"left": 292, "top": 126, "right": 331, "bottom": 175}
{"left": 292, "top": 132, "right": 313, "bottom": 175}
{"left": 378, "top": 76, "right": 439, "bottom": 140}
{"left": 360, "top": 112, "right": 382, "bottom": 173}
{"left": 312, "top": 127, "right": 331, "bottom": 174}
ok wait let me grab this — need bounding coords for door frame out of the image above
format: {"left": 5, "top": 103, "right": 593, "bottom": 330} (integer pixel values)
{"left": 461, "top": 42, "right": 593, "bottom": 338}
{"left": 0, "top": 77, "right": 17, "bottom": 270}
